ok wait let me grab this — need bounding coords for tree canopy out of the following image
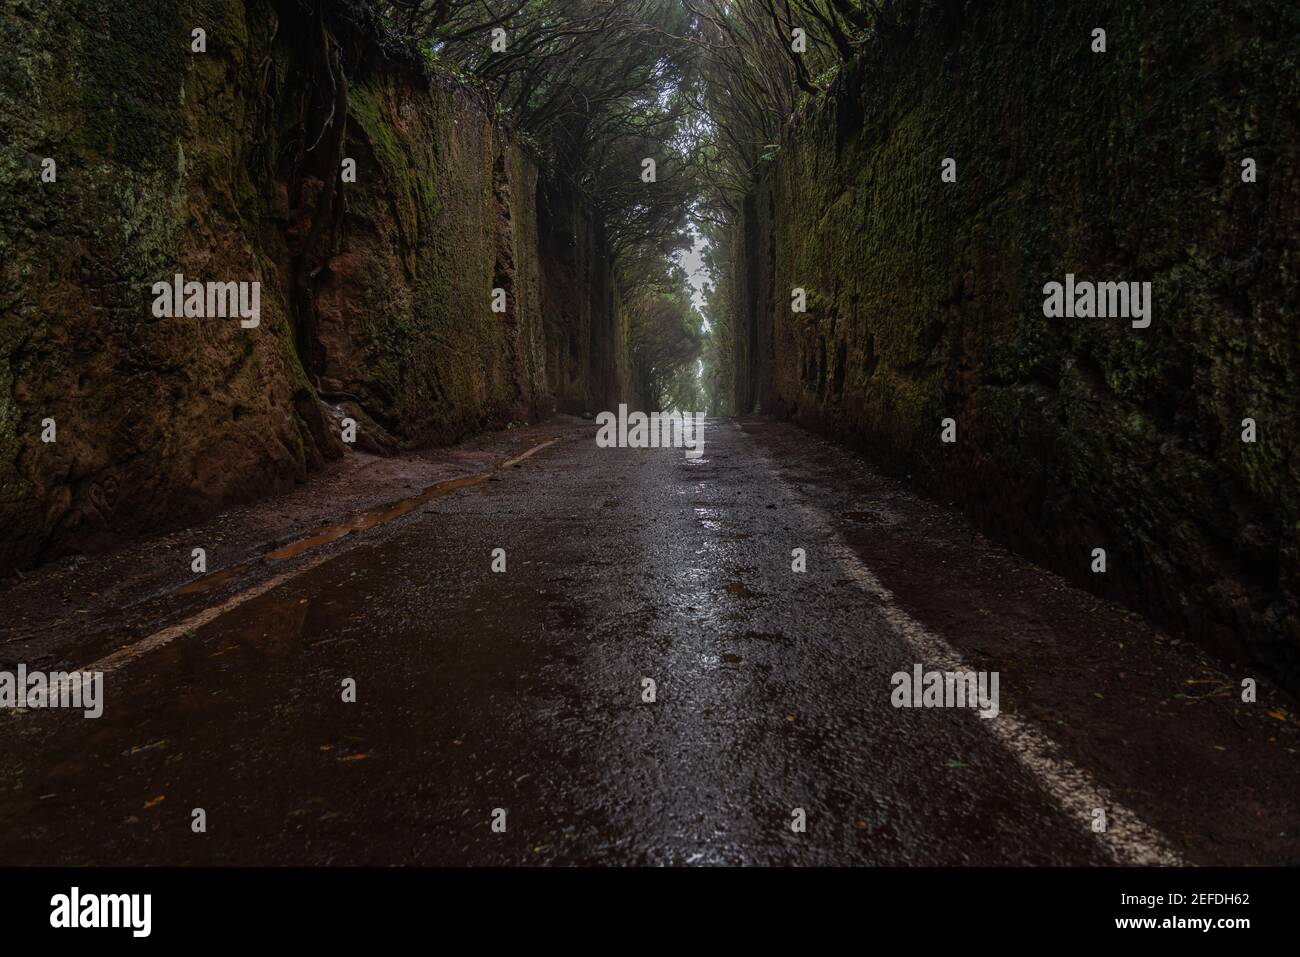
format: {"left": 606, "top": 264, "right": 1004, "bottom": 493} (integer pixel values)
{"left": 372, "top": 0, "right": 888, "bottom": 410}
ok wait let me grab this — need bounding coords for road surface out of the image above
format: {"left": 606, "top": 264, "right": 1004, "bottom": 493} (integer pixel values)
{"left": 1, "top": 416, "right": 1296, "bottom": 865}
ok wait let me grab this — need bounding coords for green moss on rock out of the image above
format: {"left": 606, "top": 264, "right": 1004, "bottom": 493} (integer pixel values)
{"left": 727, "top": 0, "right": 1300, "bottom": 690}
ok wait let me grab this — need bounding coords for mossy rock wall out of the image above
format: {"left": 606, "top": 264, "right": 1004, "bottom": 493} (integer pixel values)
{"left": 316, "top": 74, "right": 548, "bottom": 445}
{"left": 734, "top": 0, "right": 1300, "bottom": 689}
{"left": 0, "top": 0, "right": 633, "bottom": 571}
{"left": 0, "top": 0, "right": 317, "bottom": 568}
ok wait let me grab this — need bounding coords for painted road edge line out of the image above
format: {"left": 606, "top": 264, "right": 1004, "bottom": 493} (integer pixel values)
{"left": 731, "top": 418, "right": 1184, "bottom": 865}
{"left": 65, "top": 436, "right": 566, "bottom": 685}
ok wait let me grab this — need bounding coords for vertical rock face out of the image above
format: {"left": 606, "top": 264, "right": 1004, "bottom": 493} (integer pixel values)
{"left": 730, "top": 0, "right": 1300, "bottom": 689}
{"left": 0, "top": 0, "right": 315, "bottom": 569}
{"left": 0, "top": 0, "right": 635, "bottom": 573}
{"left": 315, "top": 73, "right": 549, "bottom": 448}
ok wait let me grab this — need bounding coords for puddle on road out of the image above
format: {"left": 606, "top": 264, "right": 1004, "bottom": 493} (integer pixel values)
{"left": 841, "top": 502, "right": 902, "bottom": 526}
{"left": 724, "top": 580, "right": 763, "bottom": 597}
{"left": 179, "top": 437, "right": 561, "bottom": 596}
{"left": 175, "top": 563, "right": 253, "bottom": 595}
{"left": 265, "top": 474, "right": 490, "bottom": 560}
{"left": 176, "top": 472, "right": 492, "bottom": 595}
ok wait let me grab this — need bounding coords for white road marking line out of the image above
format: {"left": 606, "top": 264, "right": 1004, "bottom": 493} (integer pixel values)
{"left": 66, "top": 437, "right": 566, "bottom": 684}
{"left": 822, "top": 531, "right": 1185, "bottom": 866}
{"left": 732, "top": 419, "right": 1184, "bottom": 865}
{"left": 72, "top": 552, "right": 336, "bottom": 683}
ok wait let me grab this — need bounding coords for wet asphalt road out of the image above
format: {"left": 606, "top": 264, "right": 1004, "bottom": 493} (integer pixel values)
{"left": 1, "top": 417, "right": 1296, "bottom": 865}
